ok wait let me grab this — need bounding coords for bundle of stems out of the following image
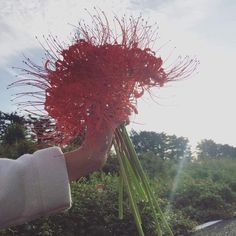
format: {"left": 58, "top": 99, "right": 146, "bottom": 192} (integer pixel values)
{"left": 113, "top": 124, "right": 174, "bottom": 236}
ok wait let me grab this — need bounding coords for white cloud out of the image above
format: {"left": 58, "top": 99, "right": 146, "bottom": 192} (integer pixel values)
{"left": 0, "top": 0, "right": 130, "bottom": 65}
{"left": 0, "top": 0, "right": 235, "bottom": 147}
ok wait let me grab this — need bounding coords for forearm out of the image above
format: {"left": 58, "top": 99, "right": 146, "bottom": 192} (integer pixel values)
{"left": 0, "top": 122, "right": 115, "bottom": 228}
{"left": 0, "top": 147, "right": 71, "bottom": 229}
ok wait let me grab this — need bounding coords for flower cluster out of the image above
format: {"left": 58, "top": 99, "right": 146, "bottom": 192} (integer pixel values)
{"left": 12, "top": 12, "right": 198, "bottom": 145}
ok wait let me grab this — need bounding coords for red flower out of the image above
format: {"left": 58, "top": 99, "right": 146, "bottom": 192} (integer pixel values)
{"left": 12, "top": 12, "right": 198, "bottom": 145}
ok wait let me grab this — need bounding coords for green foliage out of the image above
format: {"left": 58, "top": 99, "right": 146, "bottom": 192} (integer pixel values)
{"left": 133, "top": 151, "right": 236, "bottom": 228}
{"left": 102, "top": 152, "right": 119, "bottom": 174}
{"left": 69, "top": 173, "right": 141, "bottom": 236}
{"left": 197, "top": 139, "right": 236, "bottom": 159}
{"left": 130, "top": 130, "right": 191, "bottom": 160}
{"left": 165, "top": 208, "right": 197, "bottom": 235}
{"left": 139, "top": 152, "right": 165, "bottom": 179}
{"left": 0, "top": 123, "right": 37, "bottom": 159}
{"left": 171, "top": 158, "right": 236, "bottom": 223}
{"left": 0, "top": 139, "right": 37, "bottom": 159}
{"left": 0, "top": 112, "right": 25, "bottom": 142}
{"left": 2, "top": 123, "right": 26, "bottom": 145}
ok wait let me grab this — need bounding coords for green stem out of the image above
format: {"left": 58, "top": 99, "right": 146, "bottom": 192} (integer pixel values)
{"left": 119, "top": 125, "right": 174, "bottom": 236}
{"left": 113, "top": 139, "right": 145, "bottom": 236}
{"left": 118, "top": 172, "right": 124, "bottom": 219}
{"left": 116, "top": 128, "right": 162, "bottom": 236}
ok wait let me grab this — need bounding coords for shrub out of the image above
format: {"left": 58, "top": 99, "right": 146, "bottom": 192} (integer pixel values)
{"left": 171, "top": 158, "right": 236, "bottom": 223}
{"left": 0, "top": 172, "right": 196, "bottom": 235}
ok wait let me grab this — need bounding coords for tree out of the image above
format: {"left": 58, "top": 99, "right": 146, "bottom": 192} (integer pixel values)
{"left": 164, "top": 134, "right": 192, "bottom": 160}
{"left": 27, "top": 115, "right": 55, "bottom": 147}
{"left": 2, "top": 123, "right": 26, "bottom": 145}
{"left": 130, "top": 130, "right": 166, "bottom": 158}
{"left": 130, "top": 130, "right": 191, "bottom": 160}
{"left": 197, "top": 139, "right": 236, "bottom": 159}
{"left": 0, "top": 111, "right": 37, "bottom": 159}
{"left": 0, "top": 111, "right": 25, "bottom": 142}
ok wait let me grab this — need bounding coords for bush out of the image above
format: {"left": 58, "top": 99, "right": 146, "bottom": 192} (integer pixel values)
{"left": 1, "top": 172, "right": 197, "bottom": 235}
{"left": 171, "top": 158, "right": 236, "bottom": 223}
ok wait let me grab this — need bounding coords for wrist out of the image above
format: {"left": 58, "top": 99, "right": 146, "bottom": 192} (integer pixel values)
{"left": 64, "top": 146, "right": 107, "bottom": 182}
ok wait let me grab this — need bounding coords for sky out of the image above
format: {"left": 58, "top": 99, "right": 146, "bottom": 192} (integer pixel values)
{"left": 0, "top": 0, "right": 235, "bottom": 148}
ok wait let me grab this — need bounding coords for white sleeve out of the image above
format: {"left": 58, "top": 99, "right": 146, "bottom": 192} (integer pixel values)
{"left": 0, "top": 147, "right": 71, "bottom": 229}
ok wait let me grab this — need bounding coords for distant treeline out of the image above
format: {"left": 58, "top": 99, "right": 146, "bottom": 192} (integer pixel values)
{"left": 1, "top": 111, "right": 236, "bottom": 161}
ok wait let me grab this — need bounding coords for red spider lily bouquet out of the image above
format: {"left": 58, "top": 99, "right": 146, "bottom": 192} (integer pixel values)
{"left": 12, "top": 11, "right": 197, "bottom": 236}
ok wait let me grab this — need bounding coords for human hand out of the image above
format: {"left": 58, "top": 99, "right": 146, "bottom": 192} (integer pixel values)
{"left": 64, "top": 121, "right": 118, "bottom": 181}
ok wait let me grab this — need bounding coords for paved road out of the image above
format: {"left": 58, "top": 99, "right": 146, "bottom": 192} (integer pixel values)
{"left": 190, "top": 218, "right": 236, "bottom": 236}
